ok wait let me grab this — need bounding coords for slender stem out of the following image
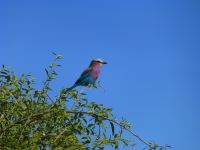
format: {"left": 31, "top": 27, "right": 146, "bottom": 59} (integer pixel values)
{"left": 63, "top": 110, "right": 151, "bottom": 147}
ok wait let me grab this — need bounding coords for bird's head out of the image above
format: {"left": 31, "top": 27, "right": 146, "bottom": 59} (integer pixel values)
{"left": 89, "top": 58, "right": 107, "bottom": 67}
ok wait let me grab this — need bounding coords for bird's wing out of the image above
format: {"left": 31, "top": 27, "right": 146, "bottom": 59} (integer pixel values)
{"left": 75, "top": 67, "right": 92, "bottom": 85}
{"left": 80, "top": 67, "right": 92, "bottom": 77}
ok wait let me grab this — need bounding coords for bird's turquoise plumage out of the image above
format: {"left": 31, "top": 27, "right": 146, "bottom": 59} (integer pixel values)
{"left": 74, "top": 68, "right": 96, "bottom": 86}
{"left": 66, "top": 59, "right": 107, "bottom": 92}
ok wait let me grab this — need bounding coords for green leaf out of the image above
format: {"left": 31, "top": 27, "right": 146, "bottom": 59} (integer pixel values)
{"left": 88, "top": 124, "right": 94, "bottom": 128}
{"left": 110, "top": 121, "right": 115, "bottom": 136}
{"left": 45, "top": 68, "right": 49, "bottom": 75}
{"left": 5, "top": 75, "right": 10, "bottom": 81}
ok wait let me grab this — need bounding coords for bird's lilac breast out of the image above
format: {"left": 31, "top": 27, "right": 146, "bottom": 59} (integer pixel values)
{"left": 91, "top": 68, "right": 100, "bottom": 80}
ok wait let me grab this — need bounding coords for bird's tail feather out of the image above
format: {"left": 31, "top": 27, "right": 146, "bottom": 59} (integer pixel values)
{"left": 65, "top": 84, "right": 77, "bottom": 92}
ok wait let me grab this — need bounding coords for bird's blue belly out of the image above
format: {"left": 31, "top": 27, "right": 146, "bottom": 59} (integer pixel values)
{"left": 78, "top": 76, "right": 95, "bottom": 86}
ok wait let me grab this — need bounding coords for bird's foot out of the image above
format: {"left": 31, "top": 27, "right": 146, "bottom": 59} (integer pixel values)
{"left": 94, "top": 81, "right": 102, "bottom": 88}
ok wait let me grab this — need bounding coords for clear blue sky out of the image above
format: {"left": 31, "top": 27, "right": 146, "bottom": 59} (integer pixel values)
{"left": 1, "top": 0, "right": 200, "bottom": 149}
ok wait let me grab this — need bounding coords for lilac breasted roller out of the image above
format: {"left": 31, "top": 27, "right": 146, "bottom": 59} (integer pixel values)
{"left": 66, "top": 58, "right": 107, "bottom": 92}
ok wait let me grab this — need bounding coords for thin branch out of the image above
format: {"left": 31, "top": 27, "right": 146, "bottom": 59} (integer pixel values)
{"left": 63, "top": 110, "right": 151, "bottom": 147}
{"left": 0, "top": 110, "right": 50, "bottom": 135}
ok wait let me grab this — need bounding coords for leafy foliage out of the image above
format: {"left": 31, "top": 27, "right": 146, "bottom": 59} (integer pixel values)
{"left": 0, "top": 54, "right": 170, "bottom": 150}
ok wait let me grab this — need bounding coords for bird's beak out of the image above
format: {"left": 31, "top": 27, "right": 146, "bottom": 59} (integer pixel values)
{"left": 102, "top": 61, "right": 107, "bottom": 64}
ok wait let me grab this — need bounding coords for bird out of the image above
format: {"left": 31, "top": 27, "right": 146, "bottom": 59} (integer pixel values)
{"left": 66, "top": 58, "right": 107, "bottom": 92}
